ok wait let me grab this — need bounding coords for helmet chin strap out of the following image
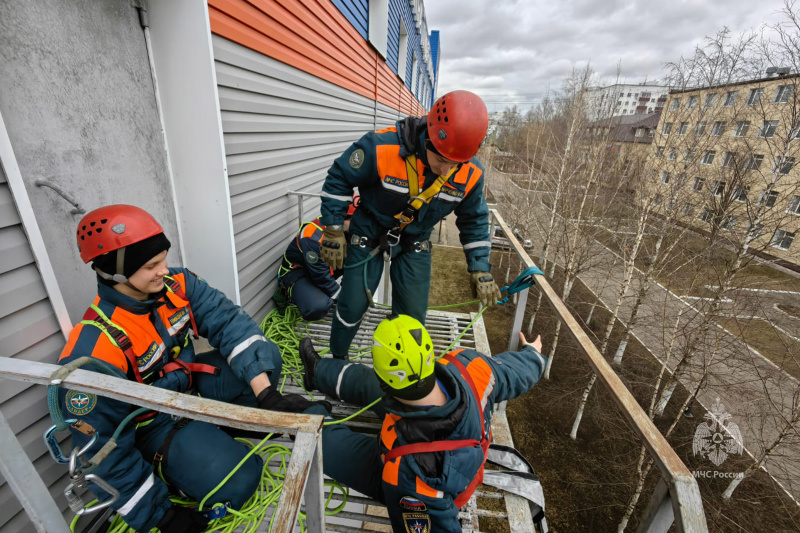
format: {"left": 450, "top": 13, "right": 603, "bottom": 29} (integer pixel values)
{"left": 93, "top": 246, "right": 149, "bottom": 296}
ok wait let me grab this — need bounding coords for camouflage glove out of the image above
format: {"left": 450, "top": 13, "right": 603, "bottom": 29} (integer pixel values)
{"left": 470, "top": 271, "right": 502, "bottom": 307}
{"left": 320, "top": 225, "right": 347, "bottom": 270}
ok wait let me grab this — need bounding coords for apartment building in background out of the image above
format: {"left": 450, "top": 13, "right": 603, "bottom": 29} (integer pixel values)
{"left": 586, "top": 83, "right": 669, "bottom": 120}
{"left": 650, "top": 72, "right": 800, "bottom": 265}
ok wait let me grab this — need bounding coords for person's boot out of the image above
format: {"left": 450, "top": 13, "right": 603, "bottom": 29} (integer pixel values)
{"left": 299, "top": 338, "right": 321, "bottom": 391}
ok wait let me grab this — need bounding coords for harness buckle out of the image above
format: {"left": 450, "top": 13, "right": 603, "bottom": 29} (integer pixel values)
{"left": 385, "top": 230, "right": 401, "bottom": 247}
{"left": 350, "top": 234, "right": 370, "bottom": 248}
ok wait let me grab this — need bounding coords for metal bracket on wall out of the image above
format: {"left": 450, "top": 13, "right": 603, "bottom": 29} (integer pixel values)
{"left": 34, "top": 179, "right": 86, "bottom": 215}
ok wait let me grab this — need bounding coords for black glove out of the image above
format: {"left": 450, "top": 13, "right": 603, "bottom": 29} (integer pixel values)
{"left": 257, "top": 386, "right": 331, "bottom": 413}
{"left": 155, "top": 506, "right": 209, "bottom": 533}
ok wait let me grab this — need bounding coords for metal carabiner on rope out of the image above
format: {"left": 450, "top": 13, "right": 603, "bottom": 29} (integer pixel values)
{"left": 64, "top": 446, "right": 120, "bottom": 516}
{"left": 497, "top": 266, "right": 545, "bottom": 305}
{"left": 44, "top": 419, "right": 98, "bottom": 464}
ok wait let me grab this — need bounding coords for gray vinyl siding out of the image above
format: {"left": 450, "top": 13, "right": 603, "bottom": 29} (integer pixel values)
{"left": 213, "top": 35, "right": 395, "bottom": 321}
{"left": 0, "top": 166, "right": 70, "bottom": 532}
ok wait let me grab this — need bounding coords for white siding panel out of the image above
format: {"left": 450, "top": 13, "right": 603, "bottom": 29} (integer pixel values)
{"left": 213, "top": 36, "right": 388, "bottom": 320}
{"left": 0, "top": 175, "right": 69, "bottom": 530}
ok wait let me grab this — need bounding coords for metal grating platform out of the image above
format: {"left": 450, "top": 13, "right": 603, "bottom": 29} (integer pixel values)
{"left": 265, "top": 306, "right": 533, "bottom": 532}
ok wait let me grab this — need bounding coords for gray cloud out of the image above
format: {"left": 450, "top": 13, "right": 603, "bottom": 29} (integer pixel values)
{"left": 426, "top": 0, "right": 788, "bottom": 111}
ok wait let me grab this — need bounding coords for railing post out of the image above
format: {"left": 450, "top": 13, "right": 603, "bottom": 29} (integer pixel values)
{"left": 0, "top": 409, "right": 69, "bottom": 533}
{"left": 302, "top": 430, "right": 326, "bottom": 532}
{"left": 507, "top": 287, "right": 528, "bottom": 351}
{"left": 636, "top": 477, "right": 674, "bottom": 533}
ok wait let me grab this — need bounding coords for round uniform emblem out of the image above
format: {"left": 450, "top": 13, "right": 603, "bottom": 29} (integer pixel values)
{"left": 349, "top": 149, "right": 365, "bottom": 169}
{"left": 66, "top": 390, "right": 97, "bottom": 416}
{"left": 306, "top": 251, "right": 319, "bottom": 264}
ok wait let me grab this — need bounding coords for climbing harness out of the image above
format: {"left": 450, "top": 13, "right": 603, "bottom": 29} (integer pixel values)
{"left": 393, "top": 155, "right": 458, "bottom": 231}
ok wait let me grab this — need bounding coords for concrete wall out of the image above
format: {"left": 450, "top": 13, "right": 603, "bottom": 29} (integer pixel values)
{"left": 0, "top": 0, "right": 181, "bottom": 324}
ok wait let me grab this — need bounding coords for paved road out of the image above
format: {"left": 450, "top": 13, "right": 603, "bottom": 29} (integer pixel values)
{"left": 485, "top": 166, "right": 800, "bottom": 501}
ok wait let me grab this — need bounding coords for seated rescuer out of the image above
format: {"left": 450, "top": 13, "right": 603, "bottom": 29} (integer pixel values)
{"left": 318, "top": 90, "right": 503, "bottom": 360}
{"left": 58, "top": 205, "right": 324, "bottom": 533}
{"left": 297, "top": 315, "right": 546, "bottom": 532}
{"left": 273, "top": 198, "right": 358, "bottom": 320}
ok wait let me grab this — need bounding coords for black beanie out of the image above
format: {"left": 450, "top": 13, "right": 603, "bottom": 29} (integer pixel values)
{"left": 93, "top": 233, "right": 171, "bottom": 281}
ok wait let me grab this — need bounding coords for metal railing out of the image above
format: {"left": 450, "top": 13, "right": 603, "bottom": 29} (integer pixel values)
{"left": 0, "top": 357, "right": 325, "bottom": 533}
{"left": 489, "top": 209, "right": 708, "bottom": 533}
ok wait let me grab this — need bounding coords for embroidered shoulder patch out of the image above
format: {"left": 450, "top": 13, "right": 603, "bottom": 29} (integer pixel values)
{"left": 306, "top": 251, "right": 319, "bottom": 264}
{"left": 399, "top": 496, "right": 427, "bottom": 512}
{"left": 66, "top": 390, "right": 97, "bottom": 416}
{"left": 402, "top": 513, "right": 431, "bottom": 533}
{"left": 349, "top": 149, "right": 365, "bottom": 169}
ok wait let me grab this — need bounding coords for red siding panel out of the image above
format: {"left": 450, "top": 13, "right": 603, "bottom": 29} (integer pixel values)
{"left": 209, "top": 0, "right": 427, "bottom": 115}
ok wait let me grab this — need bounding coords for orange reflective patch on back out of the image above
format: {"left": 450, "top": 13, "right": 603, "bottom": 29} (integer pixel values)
{"left": 416, "top": 477, "right": 444, "bottom": 498}
{"left": 375, "top": 126, "right": 398, "bottom": 134}
{"left": 376, "top": 145, "right": 406, "bottom": 184}
{"left": 464, "top": 165, "right": 483, "bottom": 195}
{"left": 466, "top": 356, "right": 495, "bottom": 410}
{"left": 381, "top": 413, "right": 401, "bottom": 450}
{"left": 453, "top": 165, "right": 471, "bottom": 185}
{"left": 60, "top": 323, "right": 128, "bottom": 374}
{"left": 439, "top": 348, "right": 465, "bottom": 366}
{"left": 383, "top": 456, "right": 401, "bottom": 486}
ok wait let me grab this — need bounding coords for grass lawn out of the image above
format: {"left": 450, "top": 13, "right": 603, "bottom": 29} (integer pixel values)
{"left": 715, "top": 317, "right": 800, "bottom": 379}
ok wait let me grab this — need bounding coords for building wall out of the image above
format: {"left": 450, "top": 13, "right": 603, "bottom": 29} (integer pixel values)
{"left": 587, "top": 84, "right": 669, "bottom": 120}
{"left": 0, "top": 0, "right": 184, "bottom": 324}
{"left": 650, "top": 76, "right": 800, "bottom": 264}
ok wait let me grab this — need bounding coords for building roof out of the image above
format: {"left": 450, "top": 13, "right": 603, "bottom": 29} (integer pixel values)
{"left": 589, "top": 111, "right": 662, "bottom": 143}
{"left": 668, "top": 72, "right": 800, "bottom": 95}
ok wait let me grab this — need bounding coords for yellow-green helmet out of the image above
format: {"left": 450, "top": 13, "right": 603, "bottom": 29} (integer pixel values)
{"left": 372, "top": 315, "right": 436, "bottom": 400}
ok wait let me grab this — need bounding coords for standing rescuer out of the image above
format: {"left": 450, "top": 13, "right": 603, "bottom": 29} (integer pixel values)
{"left": 297, "top": 315, "right": 547, "bottom": 532}
{"left": 58, "top": 205, "right": 322, "bottom": 532}
{"left": 318, "top": 90, "right": 502, "bottom": 359}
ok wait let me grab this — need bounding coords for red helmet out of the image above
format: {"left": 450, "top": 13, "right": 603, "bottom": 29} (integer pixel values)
{"left": 427, "top": 90, "right": 489, "bottom": 163}
{"left": 76, "top": 205, "right": 163, "bottom": 263}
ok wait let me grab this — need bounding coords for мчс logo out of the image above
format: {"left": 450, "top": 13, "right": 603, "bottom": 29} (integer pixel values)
{"left": 692, "top": 397, "right": 743, "bottom": 466}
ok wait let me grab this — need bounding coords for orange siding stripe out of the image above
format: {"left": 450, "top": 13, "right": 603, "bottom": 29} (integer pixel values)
{"left": 209, "top": 0, "right": 428, "bottom": 115}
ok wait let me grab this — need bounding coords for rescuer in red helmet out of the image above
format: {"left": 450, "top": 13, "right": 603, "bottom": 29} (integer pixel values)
{"left": 317, "top": 90, "right": 502, "bottom": 359}
{"left": 58, "top": 204, "right": 327, "bottom": 532}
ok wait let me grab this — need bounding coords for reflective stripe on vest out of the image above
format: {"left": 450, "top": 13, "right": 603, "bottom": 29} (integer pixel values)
{"left": 380, "top": 349, "right": 493, "bottom": 505}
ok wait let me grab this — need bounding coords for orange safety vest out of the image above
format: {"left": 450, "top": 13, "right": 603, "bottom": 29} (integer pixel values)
{"left": 380, "top": 349, "right": 492, "bottom": 507}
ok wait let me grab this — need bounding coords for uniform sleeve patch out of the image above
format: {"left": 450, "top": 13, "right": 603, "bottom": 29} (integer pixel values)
{"left": 349, "top": 149, "right": 365, "bottom": 169}
{"left": 306, "top": 251, "right": 319, "bottom": 264}
{"left": 399, "top": 496, "right": 427, "bottom": 511}
{"left": 402, "top": 513, "right": 431, "bottom": 533}
{"left": 66, "top": 390, "right": 97, "bottom": 416}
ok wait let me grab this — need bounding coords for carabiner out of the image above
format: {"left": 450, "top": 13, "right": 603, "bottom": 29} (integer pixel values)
{"left": 44, "top": 420, "right": 98, "bottom": 464}
{"left": 497, "top": 266, "right": 544, "bottom": 305}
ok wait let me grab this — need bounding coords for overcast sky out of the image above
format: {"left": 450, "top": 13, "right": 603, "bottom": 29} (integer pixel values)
{"left": 425, "top": 0, "right": 791, "bottom": 112}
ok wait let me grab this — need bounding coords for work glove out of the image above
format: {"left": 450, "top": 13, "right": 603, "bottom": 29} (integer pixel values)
{"left": 257, "top": 386, "right": 331, "bottom": 414}
{"left": 155, "top": 505, "right": 209, "bottom": 533}
{"left": 470, "top": 271, "right": 502, "bottom": 307}
{"left": 320, "top": 225, "right": 347, "bottom": 270}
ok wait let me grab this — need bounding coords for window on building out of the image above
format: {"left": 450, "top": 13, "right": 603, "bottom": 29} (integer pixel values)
{"left": 684, "top": 149, "right": 696, "bottom": 163}
{"left": 704, "top": 93, "right": 717, "bottom": 108}
{"left": 682, "top": 203, "right": 695, "bottom": 217}
{"left": 723, "top": 90, "right": 738, "bottom": 107}
{"left": 721, "top": 152, "right": 737, "bottom": 168}
{"left": 719, "top": 215, "right": 737, "bottom": 230}
{"left": 653, "top": 193, "right": 663, "bottom": 206}
{"left": 788, "top": 195, "right": 800, "bottom": 215}
{"left": 693, "top": 177, "right": 705, "bottom": 191}
{"left": 670, "top": 98, "right": 681, "bottom": 111}
{"left": 775, "top": 156, "right": 796, "bottom": 174}
{"left": 745, "top": 154, "right": 764, "bottom": 170}
{"left": 699, "top": 207, "right": 713, "bottom": 222}
{"left": 655, "top": 146, "right": 665, "bottom": 158}
{"left": 620, "top": 92, "right": 624, "bottom": 97}
{"left": 733, "top": 186, "right": 750, "bottom": 202}
{"left": 678, "top": 122, "right": 689, "bottom": 135}
{"left": 758, "top": 120, "right": 779, "bottom": 138}
{"left": 746, "top": 88, "right": 765, "bottom": 105}
{"left": 686, "top": 95, "right": 699, "bottom": 109}
{"left": 668, "top": 148, "right": 678, "bottom": 160}
{"left": 734, "top": 121, "right": 750, "bottom": 137}
{"left": 694, "top": 122, "right": 707, "bottom": 135}
{"left": 701, "top": 150, "right": 716, "bottom": 165}
{"left": 712, "top": 181, "right": 726, "bottom": 196}
{"left": 774, "top": 84, "right": 794, "bottom": 103}
{"left": 662, "top": 122, "right": 673, "bottom": 134}
{"left": 397, "top": 18, "right": 409, "bottom": 81}
{"left": 661, "top": 172, "right": 671, "bottom": 184}
{"left": 635, "top": 127, "right": 645, "bottom": 137}
{"left": 759, "top": 189, "right": 779, "bottom": 207}
{"left": 771, "top": 229, "right": 795, "bottom": 250}
{"left": 711, "top": 121, "right": 726, "bottom": 136}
